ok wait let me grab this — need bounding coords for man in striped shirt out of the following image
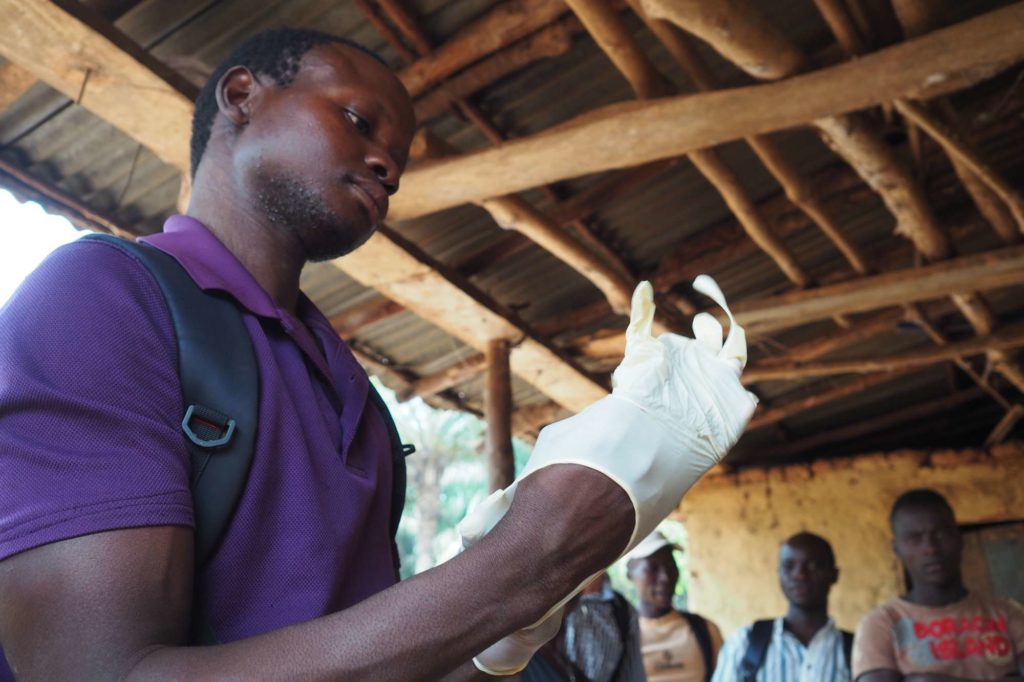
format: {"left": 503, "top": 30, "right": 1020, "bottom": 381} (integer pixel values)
{"left": 711, "top": 533, "right": 852, "bottom": 682}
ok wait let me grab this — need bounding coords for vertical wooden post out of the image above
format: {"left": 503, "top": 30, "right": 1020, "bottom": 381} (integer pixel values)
{"left": 486, "top": 338, "right": 515, "bottom": 492}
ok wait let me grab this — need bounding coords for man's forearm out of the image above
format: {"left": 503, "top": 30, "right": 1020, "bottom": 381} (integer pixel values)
{"left": 128, "top": 465, "right": 633, "bottom": 681}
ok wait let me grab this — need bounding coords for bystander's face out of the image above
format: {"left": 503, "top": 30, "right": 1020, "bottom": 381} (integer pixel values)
{"left": 778, "top": 542, "right": 837, "bottom": 610}
{"left": 629, "top": 547, "right": 679, "bottom": 616}
{"left": 892, "top": 505, "right": 962, "bottom": 589}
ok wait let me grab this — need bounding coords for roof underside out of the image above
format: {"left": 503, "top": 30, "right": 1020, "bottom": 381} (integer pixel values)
{"left": 1, "top": 0, "right": 1023, "bottom": 469}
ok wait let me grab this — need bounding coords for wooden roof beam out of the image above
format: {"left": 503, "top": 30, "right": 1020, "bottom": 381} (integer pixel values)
{"left": 329, "top": 297, "right": 405, "bottom": 338}
{"left": 380, "top": 6, "right": 642, "bottom": 317}
{"left": 0, "top": 61, "right": 37, "bottom": 113}
{"left": 744, "top": 323, "right": 1024, "bottom": 382}
{"left": 731, "top": 244, "right": 1024, "bottom": 334}
{"left": 388, "top": 3, "right": 1024, "bottom": 219}
{"left": 0, "top": 0, "right": 197, "bottom": 172}
{"left": 815, "top": 0, "right": 1019, "bottom": 246}
{"left": 577, "top": 244, "right": 1024, "bottom": 359}
{"left": 815, "top": 0, "right": 1024, "bottom": 391}
{"left": 0, "top": 0, "right": 607, "bottom": 412}
{"left": 747, "top": 369, "right": 915, "bottom": 430}
{"left": 397, "top": 354, "right": 487, "bottom": 402}
{"left": 638, "top": 0, "right": 805, "bottom": 79}
{"left": 413, "top": 17, "right": 577, "bottom": 124}
{"left": 397, "top": 0, "right": 569, "bottom": 98}
{"left": 628, "top": 0, "right": 869, "bottom": 275}
{"left": 0, "top": 0, "right": 144, "bottom": 115}
{"left": 339, "top": 225, "right": 607, "bottom": 411}
{"left": 640, "top": 0, "right": 952, "bottom": 261}
{"left": 754, "top": 387, "right": 984, "bottom": 463}
{"left": 568, "top": 0, "right": 811, "bottom": 289}
{"left": 888, "top": 0, "right": 1024, "bottom": 243}
{"left": 564, "top": 0, "right": 673, "bottom": 98}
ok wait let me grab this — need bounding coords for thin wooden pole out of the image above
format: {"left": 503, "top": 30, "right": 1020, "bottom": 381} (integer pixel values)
{"left": 486, "top": 339, "right": 515, "bottom": 492}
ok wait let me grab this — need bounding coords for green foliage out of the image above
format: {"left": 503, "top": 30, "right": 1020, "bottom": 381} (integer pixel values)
{"left": 377, "top": 379, "right": 689, "bottom": 604}
{"left": 375, "top": 379, "right": 491, "bottom": 578}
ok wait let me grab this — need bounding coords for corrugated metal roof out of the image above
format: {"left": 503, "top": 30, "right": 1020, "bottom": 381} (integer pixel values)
{"left": 1, "top": 0, "right": 1022, "bottom": 464}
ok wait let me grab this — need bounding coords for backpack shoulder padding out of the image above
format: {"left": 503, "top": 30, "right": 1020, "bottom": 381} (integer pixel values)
{"left": 83, "top": 234, "right": 258, "bottom": 570}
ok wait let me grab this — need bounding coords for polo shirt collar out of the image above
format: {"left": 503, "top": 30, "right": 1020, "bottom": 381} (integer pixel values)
{"left": 139, "top": 214, "right": 281, "bottom": 320}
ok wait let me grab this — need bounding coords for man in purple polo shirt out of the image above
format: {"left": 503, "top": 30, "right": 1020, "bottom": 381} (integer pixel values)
{"left": 0, "top": 28, "right": 755, "bottom": 680}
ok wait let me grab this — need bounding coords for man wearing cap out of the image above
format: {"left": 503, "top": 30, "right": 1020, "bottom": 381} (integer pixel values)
{"left": 627, "top": 530, "right": 723, "bottom": 682}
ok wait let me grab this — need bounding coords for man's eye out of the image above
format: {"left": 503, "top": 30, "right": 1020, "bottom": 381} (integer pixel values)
{"left": 344, "top": 110, "right": 370, "bottom": 134}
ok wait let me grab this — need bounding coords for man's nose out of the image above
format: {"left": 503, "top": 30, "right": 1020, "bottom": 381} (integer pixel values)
{"left": 366, "top": 146, "right": 400, "bottom": 194}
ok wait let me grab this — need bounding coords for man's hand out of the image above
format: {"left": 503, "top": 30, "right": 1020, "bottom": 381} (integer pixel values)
{"left": 459, "top": 276, "right": 756, "bottom": 674}
{"left": 461, "top": 277, "right": 755, "bottom": 557}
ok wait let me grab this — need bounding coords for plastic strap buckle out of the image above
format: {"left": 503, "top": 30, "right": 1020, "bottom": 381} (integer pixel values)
{"left": 182, "top": 404, "right": 237, "bottom": 449}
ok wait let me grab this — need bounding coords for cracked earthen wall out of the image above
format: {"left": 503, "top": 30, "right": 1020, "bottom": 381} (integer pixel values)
{"left": 676, "top": 443, "right": 1024, "bottom": 636}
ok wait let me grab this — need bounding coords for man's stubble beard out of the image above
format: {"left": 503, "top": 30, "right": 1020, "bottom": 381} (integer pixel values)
{"left": 254, "top": 168, "right": 366, "bottom": 262}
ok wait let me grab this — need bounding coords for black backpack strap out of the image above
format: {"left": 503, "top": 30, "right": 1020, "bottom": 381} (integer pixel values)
{"left": 680, "top": 611, "right": 715, "bottom": 682}
{"left": 740, "top": 619, "right": 774, "bottom": 682}
{"left": 83, "top": 234, "right": 258, "bottom": 643}
{"left": 841, "top": 629, "right": 854, "bottom": 673}
{"left": 366, "top": 379, "right": 413, "bottom": 543}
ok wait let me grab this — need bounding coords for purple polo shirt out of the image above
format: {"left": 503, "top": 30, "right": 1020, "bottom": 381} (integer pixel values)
{"left": 0, "top": 215, "right": 397, "bottom": 673}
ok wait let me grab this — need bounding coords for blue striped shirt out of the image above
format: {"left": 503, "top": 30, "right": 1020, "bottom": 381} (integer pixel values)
{"left": 711, "top": 618, "right": 850, "bottom": 682}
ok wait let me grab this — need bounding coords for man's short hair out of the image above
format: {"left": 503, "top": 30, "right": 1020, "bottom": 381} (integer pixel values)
{"left": 782, "top": 531, "right": 835, "bottom": 567}
{"left": 190, "top": 28, "right": 386, "bottom": 177}
{"left": 889, "top": 488, "right": 954, "bottom": 528}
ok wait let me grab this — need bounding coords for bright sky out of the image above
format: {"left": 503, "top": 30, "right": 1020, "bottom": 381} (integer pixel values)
{"left": 0, "top": 187, "right": 86, "bottom": 307}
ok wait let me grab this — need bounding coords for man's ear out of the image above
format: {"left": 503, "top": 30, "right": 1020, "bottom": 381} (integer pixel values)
{"left": 215, "top": 65, "right": 259, "bottom": 127}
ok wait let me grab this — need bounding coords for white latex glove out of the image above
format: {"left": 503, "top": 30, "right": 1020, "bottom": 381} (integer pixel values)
{"left": 470, "top": 604, "right": 564, "bottom": 676}
{"left": 459, "top": 275, "right": 757, "bottom": 674}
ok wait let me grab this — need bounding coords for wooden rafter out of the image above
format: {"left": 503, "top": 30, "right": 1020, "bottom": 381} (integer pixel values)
{"left": 413, "top": 17, "right": 577, "bottom": 124}
{"left": 329, "top": 297, "right": 405, "bottom": 338}
{"left": 754, "top": 388, "right": 984, "bottom": 462}
{"left": 627, "top": 0, "right": 869, "bottom": 275}
{"left": 397, "top": 0, "right": 569, "bottom": 98}
{"left": 568, "top": 0, "right": 813, "bottom": 290}
{"left": 811, "top": 0, "right": 1024, "bottom": 393}
{"left": 511, "top": 402, "right": 570, "bottom": 440}
{"left": 364, "top": 3, "right": 642, "bottom": 319}
{"left": 638, "top": 0, "right": 805, "bottom": 80}
{"left": 564, "top": 0, "right": 672, "bottom": 98}
{"left": 731, "top": 245, "right": 1024, "bottom": 333}
{"left": 397, "top": 354, "right": 487, "bottom": 402}
{"left": 575, "top": 244, "right": 1024, "bottom": 359}
{"left": 0, "top": 61, "right": 37, "bottom": 113}
{"left": 747, "top": 370, "right": 914, "bottom": 430}
{"left": 888, "top": 0, "right": 1024, "bottom": 242}
{"left": 388, "top": 3, "right": 1024, "bottom": 219}
{"left": 744, "top": 324, "right": 1024, "bottom": 382}
{"left": 0, "top": 0, "right": 197, "bottom": 172}
{"left": 641, "top": 0, "right": 952, "bottom": 261}
{"left": 0, "top": 0, "right": 144, "bottom": 115}
{"left": 0, "top": 0, "right": 609, "bottom": 413}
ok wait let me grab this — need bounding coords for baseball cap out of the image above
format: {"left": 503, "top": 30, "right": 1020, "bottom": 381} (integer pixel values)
{"left": 624, "top": 529, "right": 681, "bottom": 562}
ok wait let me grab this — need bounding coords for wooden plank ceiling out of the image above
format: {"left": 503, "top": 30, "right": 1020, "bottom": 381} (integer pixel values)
{"left": 0, "top": 0, "right": 1022, "bottom": 466}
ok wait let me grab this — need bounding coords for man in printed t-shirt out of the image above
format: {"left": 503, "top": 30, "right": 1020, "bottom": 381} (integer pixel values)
{"left": 853, "top": 489, "right": 1024, "bottom": 681}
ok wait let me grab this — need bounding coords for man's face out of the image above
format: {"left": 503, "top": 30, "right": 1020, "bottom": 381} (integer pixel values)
{"left": 629, "top": 547, "right": 679, "bottom": 613}
{"left": 233, "top": 43, "right": 415, "bottom": 261}
{"left": 778, "top": 541, "right": 837, "bottom": 610}
{"left": 892, "top": 505, "right": 962, "bottom": 589}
